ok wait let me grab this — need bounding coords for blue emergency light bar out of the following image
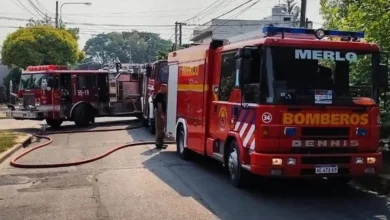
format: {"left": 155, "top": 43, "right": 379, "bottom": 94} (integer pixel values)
{"left": 262, "top": 26, "right": 365, "bottom": 39}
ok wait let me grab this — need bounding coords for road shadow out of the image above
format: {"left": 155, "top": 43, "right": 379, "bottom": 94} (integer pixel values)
{"left": 142, "top": 150, "right": 390, "bottom": 220}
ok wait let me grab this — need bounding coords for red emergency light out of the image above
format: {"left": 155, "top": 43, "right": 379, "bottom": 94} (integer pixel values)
{"left": 26, "top": 65, "right": 68, "bottom": 71}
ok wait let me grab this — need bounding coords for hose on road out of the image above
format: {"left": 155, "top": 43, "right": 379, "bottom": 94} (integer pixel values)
{"left": 9, "top": 122, "right": 176, "bottom": 169}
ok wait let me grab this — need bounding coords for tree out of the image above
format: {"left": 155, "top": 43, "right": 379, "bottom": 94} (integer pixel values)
{"left": 320, "top": 0, "right": 390, "bottom": 82}
{"left": 156, "top": 51, "right": 168, "bottom": 60}
{"left": 26, "top": 17, "right": 80, "bottom": 41}
{"left": 281, "top": 0, "right": 301, "bottom": 26}
{"left": 3, "top": 67, "right": 21, "bottom": 89}
{"left": 1, "top": 25, "right": 84, "bottom": 69}
{"left": 84, "top": 31, "right": 172, "bottom": 64}
{"left": 320, "top": 0, "right": 390, "bottom": 136}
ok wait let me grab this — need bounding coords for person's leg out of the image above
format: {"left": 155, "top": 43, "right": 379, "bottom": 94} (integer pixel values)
{"left": 155, "top": 110, "right": 163, "bottom": 149}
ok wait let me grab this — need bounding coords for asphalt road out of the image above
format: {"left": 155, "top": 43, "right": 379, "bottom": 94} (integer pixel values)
{"left": 0, "top": 119, "right": 390, "bottom": 220}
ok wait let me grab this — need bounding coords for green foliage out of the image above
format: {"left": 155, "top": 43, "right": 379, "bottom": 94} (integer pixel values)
{"left": 84, "top": 31, "right": 172, "bottom": 64}
{"left": 1, "top": 25, "right": 83, "bottom": 69}
{"left": 27, "top": 17, "right": 80, "bottom": 41}
{"left": 320, "top": 0, "right": 390, "bottom": 137}
{"left": 156, "top": 51, "right": 168, "bottom": 60}
{"left": 3, "top": 67, "right": 21, "bottom": 90}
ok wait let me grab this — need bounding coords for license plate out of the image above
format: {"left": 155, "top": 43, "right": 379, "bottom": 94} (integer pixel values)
{"left": 315, "top": 165, "right": 338, "bottom": 174}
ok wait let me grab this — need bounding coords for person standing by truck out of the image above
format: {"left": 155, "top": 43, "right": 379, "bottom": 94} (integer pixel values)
{"left": 153, "top": 84, "right": 168, "bottom": 149}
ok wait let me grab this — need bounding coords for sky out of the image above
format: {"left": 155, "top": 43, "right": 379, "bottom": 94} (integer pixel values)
{"left": 0, "top": 0, "right": 322, "bottom": 51}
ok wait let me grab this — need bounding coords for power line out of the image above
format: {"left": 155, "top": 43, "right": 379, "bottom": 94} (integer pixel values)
{"left": 0, "top": 15, "right": 308, "bottom": 28}
{"left": 27, "top": 0, "right": 47, "bottom": 18}
{"left": 13, "top": 0, "right": 39, "bottom": 19}
{"left": 34, "top": 0, "right": 51, "bottom": 15}
{"left": 184, "top": 0, "right": 224, "bottom": 22}
{"left": 193, "top": 0, "right": 262, "bottom": 41}
{"left": 213, "top": 0, "right": 254, "bottom": 21}
{"left": 190, "top": 0, "right": 237, "bottom": 23}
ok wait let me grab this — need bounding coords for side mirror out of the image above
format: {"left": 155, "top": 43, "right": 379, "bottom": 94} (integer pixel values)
{"left": 146, "top": 65, "right": 152, "bottom": 78}
{"left": 375, "top": 64, "right": 389, "bottom": 88}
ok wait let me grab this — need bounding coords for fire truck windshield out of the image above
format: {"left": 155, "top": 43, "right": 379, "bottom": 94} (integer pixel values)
{"left": 158, "top": 62, "right": 169, "bottom": 83}
{"left": 265, "top": 47, "right": 377, "bottom": 105}
{"left": 19, "top": 74, "right": 47, "bottom": 90}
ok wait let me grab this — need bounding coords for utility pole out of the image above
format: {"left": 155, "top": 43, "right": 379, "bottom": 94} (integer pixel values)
{"left": 55, "top": 1, "right": 59, "bottom": 28}
{"left": 299, "top": 0, "right": 307, "bottom": 28}
{"left": 174, "top": 22, "right": 186, "bottom": 50}
{"left": 179, "top": 22, "right": 183, "bottom": 47}
{"left": 174, "top": 22, "right": 178, "bottom": 51}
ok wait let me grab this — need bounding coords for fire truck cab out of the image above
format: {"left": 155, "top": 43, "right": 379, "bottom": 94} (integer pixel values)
{"left": 166, "top": 27, "right": 388, "bottom": 187}
{"left": 143, "top": 59, "right": 169, "bottom": 134}
{"left": 7, "top": 64, "right": 145, "bottom": 128}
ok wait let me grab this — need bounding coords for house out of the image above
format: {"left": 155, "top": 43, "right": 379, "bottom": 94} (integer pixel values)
{"left": 191, "top": 5, "right": 294, "bottom": 44}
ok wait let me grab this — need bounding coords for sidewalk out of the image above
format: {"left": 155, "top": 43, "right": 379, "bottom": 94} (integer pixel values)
{"left": 0, "top": 119, "right": 42, "bottom": 130}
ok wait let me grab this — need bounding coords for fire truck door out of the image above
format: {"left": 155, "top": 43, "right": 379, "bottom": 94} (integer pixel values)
{"left": 97, "top": 74, "right": 109, "bottom": 102}
{"left": 60, "top": 73, "right": 72, "bottom": 117}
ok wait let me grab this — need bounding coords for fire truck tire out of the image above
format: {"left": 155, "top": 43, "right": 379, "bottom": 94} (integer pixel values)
{"left": 177, "top": 126, "right": 190, "bottom": 160}
{"left": 46, "top": 119, "right": 63, "bottom": 129}
{"left": 73, "top": 104, "right": 91, "bottom": 128}
{"left": 227, "top": 140, "right": 249, "bottom": 188}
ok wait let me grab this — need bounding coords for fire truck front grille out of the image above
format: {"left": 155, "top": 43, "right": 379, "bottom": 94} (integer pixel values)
{"left": 301, "top": 127, "right": 349, "bottom": 138}
{"left": 291, "top": 147, "right": 357, "bottom": 154}
{"left": 23, "top": 93, "right": 35, "bottom": 108}
{"left": 301, "top": 156, "right": 351, "bottom": 165}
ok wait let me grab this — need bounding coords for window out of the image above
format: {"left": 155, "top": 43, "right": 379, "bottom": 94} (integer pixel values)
{"left": 77, "top": 75, "right": 93, "bottom": 89}
{"left": 283, "top": 17, "right": 291, "bottom": 21}
{"left": 19, "top": 74, "right": 46, "bottom": 90}
{"left": 242, "top": 49, "right": 262, "bottom": 103}
{"left": 158, "top": 62, "right": 169, "bottom": 83}
{"left": 218, "top": 51, "right": 236, "bottom": 101}
{"left": 267, "top": 47, "right": 376, "bottom": 105}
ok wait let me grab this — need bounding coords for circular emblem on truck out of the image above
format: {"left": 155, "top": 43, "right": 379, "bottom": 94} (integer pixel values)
{"left": 218, "top": 106, "right": 227, "bottom": 131}
{"left": 262, "top": 112, "right": 272, "bottom": 123}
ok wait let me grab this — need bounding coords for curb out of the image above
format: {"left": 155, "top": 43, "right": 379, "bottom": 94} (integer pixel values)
{"left": 0, "top": 134, "right": 32, "bottom": 165}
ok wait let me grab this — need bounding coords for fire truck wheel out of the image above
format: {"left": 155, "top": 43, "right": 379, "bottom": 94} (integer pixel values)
{"left": 73, "top": 105, "right": 90, "bottom": 127}
{"left": 45, "top": 119, "right": 63, "bottom": 129}
{"left": 177, "top": 126, "right": 190, "bottom": 160}
{"left": 227, "top": 140, "right": 248, "bottom": 188}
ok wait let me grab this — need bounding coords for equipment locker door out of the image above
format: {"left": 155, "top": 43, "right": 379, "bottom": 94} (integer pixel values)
{"left": 166, "top": 63, "right": 178, "bottom": 138}
{"left": 59, "top": 73, "right": 73, "bottom": 118}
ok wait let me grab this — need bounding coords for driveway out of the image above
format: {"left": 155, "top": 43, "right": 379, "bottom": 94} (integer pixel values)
{"left": 0, "top": 121, "right": 389, "bottom": 220}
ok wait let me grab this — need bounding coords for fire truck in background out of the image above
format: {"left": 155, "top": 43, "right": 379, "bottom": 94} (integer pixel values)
{"left": 165, "top": 26, "right": 388, "bottom": 187}
{"left": 6, "top": 63, "right": 146, "bottom": 128}
{"left": 142, "top": 59, "right": 169, "bottom": 134}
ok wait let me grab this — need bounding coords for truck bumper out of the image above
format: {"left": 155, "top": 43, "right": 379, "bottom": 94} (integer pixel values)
{"left": 6, "top": 110, "right": 45, "bottom": 120}
{"left": 249, "top": 152, "right": 382, "bottom": 177}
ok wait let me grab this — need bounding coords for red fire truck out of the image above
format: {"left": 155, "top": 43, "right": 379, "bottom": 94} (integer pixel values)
{"left": 165, "top": 27, "right": 388, "bottom": 187}
{"left": 6, "top": 63, "right": 146, "bottom": 128}
{"left": 142, "top": 59, "right": 169, "bottom": 134}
